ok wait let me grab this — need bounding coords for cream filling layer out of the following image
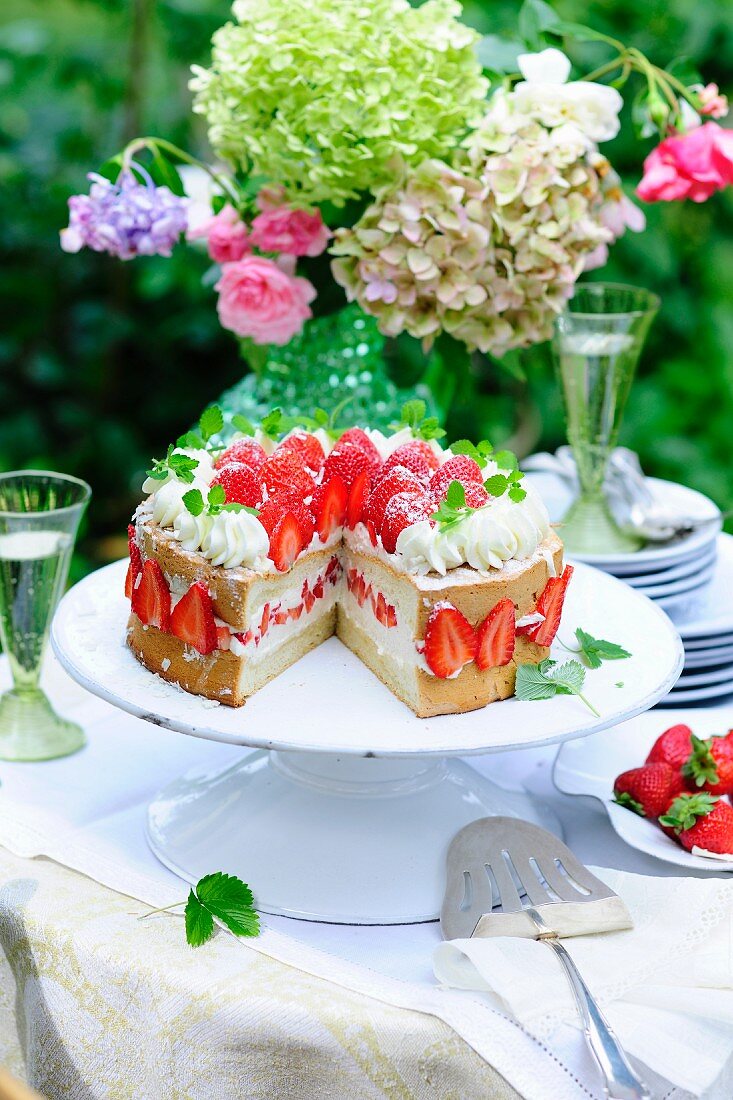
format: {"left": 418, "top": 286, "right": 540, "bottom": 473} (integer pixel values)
{"left": 231, "top": 569, "right": 340, "bottom": 663}
{"left": 340, "top": 585, "right": 433, "bottom": 676}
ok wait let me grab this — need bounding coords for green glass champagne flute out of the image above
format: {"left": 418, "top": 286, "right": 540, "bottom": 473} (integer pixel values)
{"left": 552, "top": 283, "right": 659, "bottom": 555}
{"left": 0, "top": 471, "right": 91, "bottom": 761}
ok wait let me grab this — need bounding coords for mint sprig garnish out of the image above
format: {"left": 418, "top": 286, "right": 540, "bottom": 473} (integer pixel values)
{"left": 140, "top": 871, "right": 260, "bottom": 948}
{"left": 146, "top": 444, "right": 200, "bottom": 484}
{"left": 389, "top": 399, "right": 446, "bottom": 442}
{"left": 431, "top": 479, "right": 483, "bottom": 531}
{"left": 562, "top": 627, "right": 632, "bottom": 670}
{"left": 231, "top": 413, "right": 256, "bottom": 436}
{"left": 451, "top": 439, "right": 526, "bottom": 503}
{"left": 514, "top": 658, "right": 599, "bottom": 715}
{"left": 183, "top": 484, "right": 259, "bottom": 519}
{"left": 176, "top": 405, "right": 225, "bottom": 451}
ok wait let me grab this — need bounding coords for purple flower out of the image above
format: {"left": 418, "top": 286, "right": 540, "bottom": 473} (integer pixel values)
{"left": 60, "top": 167, "right": 189, "bottom": 260}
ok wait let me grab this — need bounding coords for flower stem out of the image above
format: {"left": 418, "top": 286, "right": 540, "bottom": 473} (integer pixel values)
{"left": 121, "top": 136, "right": 239, "bottom": 202}
{"left": 137, "top": 900, "right": 185, "bottom": 920}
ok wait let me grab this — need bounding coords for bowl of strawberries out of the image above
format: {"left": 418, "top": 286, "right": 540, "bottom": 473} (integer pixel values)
{"left": 555, "top": 715, "right": 733, "bottom": 871}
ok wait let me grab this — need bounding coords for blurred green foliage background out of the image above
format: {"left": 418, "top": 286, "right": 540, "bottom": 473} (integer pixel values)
{"left": 1, "top": 0, "right": 732, "bottom": 572}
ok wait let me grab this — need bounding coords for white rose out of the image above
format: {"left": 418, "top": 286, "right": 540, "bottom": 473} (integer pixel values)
{"left": 514, "top": 48, "right": 623, "bottom": 145}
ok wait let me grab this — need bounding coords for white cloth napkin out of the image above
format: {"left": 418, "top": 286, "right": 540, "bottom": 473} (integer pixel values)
{"left": 434, "top": 867, "right": 733, "bottom": 1099}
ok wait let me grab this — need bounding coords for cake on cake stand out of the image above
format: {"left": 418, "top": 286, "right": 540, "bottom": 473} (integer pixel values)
{"left": 52, "top": 559, "right": 682, "bottom": 924}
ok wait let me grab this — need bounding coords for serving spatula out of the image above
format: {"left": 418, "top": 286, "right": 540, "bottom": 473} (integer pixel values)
{"left": 441, "top": 817, "right": 650, "bottom": 1100}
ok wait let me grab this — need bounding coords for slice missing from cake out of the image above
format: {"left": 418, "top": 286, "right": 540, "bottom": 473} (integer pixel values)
{"left": 126, "top": 408, "right": 570, "bottom": 718}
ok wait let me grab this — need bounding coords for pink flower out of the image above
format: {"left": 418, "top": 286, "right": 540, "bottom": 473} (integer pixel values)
{"left": 636, "top": 122, "right": 733, "bottom": 203}
{"left": 188, "top": 204, "right": 250, "bottom": 263}
{"left": 215, "top": 255, "right": 316, "bottom": 345}
{"left": 250, "top": 204, "right": 331, "bottom": 257}
{"left": 698, "top": 83, "right": 729, "bottom": 120}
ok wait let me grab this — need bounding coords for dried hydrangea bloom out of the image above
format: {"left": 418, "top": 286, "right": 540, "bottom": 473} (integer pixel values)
{"left": 190, "top": 0, "right": 488, "bottom": 207}
{"left": 332, "top": 92, "right": 612, "bottom": 356}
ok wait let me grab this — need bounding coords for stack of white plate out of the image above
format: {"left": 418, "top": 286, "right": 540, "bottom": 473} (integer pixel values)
{"left": 660, "top": 533, "right": 733, "bottom": 704}
{"left": 524, "top": 468, "right": 731, "bottom": 704}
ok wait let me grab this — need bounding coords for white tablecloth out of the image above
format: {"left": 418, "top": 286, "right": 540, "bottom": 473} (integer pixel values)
{"left": 0, "top": 654, "right": 729, "bottom": 1099}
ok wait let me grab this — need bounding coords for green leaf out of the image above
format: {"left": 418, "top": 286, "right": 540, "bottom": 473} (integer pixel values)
{"left": 550, "top": 20, "right": 618, "bottom": 44}
{"left": 195, "top": 872, "right": 260, "bottom": 938}
{"left": 545, "top": 659, "right": 586, "bottom": 695}
{"left": 231, "top": 413, "right": 255, "bottom": 436}
{"left": 485, "top": 473, "right": 510, "bottom": 496}
{"left": 514, "top": 662, "right": 558, "bottom": 702}
{"left": 208, "top": 483, "right": 226, "bottom": 508}
{"left": 573, "top": 628, "right": 631, "bottom": 670}
{"left": 97, "top": 155, "right": 123, "bottom": 184}
{"left": 183, "top": 488, "right": 204, "bottom": 516}
{"left": 508, "top": 486, "right": 527, "bottom": 503}
{"left": 519, "top": 0, "right": 560, "bottom": 49}
{"left": 150, "top": 150, "right": 185, "bottom": 197}
{"left": 177, "top": 430, "right": 205, "bottom": 450}
{"left": 515, "top": 659, "right": 598, "bottom": 714}
{"left": 493, "top": 449, "right": 519, "bottom": 473}
{"left": 476, "top": 34, "right": 523, "bottom": 75}
{"left": 260, "top": 407, "right": 285, "bottom": 438}
{"left": 445, "top": 480, "right": 466, "bottom": 508}
{"left": 666, "top": 56, "right": 702, "bottom": 88}
{"left": 199, "top": 405, "right": 224, "bottom": 442}
{"left": 185, "top": 890, "right": 215, "bottom": 947}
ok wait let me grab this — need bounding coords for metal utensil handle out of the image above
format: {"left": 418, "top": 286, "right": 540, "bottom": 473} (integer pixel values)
{"left": 543, "top": 938, "right": 650, "bottom": 1100}
{"left": 524, "top": 907, "right": 649, "bottom": 1100}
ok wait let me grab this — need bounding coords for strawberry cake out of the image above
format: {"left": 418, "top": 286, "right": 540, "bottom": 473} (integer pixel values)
{"left": 126, "top": 409, "right": 570, "bottom": 717}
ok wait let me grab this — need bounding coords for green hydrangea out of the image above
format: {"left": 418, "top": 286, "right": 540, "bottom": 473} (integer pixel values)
{"left": 190, "top": 0, "right": 488, "bottom": 207}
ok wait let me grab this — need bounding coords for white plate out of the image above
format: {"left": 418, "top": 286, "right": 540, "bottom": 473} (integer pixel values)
{"left": 683, "top": 645, "right": 733, "bottom": 668}
{"left": 665, "top": 680, "right": 733, "bottom": 704}
{"left": 51, "top": 559, "right": 683, "bottom": 758}
{"left": 683, "top": 632, "right": 733, "bottom": 651}
{"left": 524, "top": 471, "right": 721, "bottom": 572}
{"left": 624, "top": 544, "right": 717, "bottom": 589}
{"left": 666, "top": 534, "right": 733, "bottom": 637}
{"left": 637, "top": 560, "right": 716, "bottom": 600}
{"left": 676, "top": 663, "right": 733, "bottom": 688}
{"left": 554, "top": 711, "right": 733, "bottom": 872}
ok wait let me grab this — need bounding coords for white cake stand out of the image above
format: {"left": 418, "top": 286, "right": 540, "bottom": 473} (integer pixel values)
{"left": 51, "top": 559, "right": 682, "bottom": 924}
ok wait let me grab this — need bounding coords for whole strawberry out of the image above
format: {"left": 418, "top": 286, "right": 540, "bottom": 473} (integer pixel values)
{"left": 660, "top": 793, "right": 733, "bottom": 855}
{"left": 323, "top": 441, "right": 379, "bottom": 490}
{"left": 645, "top": 723, "right": 694, "bottom": 770}
{"left": 682, "top": 733, "right": 733, "bottom": 795}
{"left": 613, "top": 762, "right": 685, "bottom": 819}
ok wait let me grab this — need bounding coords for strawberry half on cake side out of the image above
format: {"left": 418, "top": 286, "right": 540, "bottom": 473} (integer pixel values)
{"left": 125, "top": 413, "right": 568, "bottom": 717}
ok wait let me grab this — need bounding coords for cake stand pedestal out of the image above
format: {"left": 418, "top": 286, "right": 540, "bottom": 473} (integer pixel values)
{"left": 147, "top": 750, "right": 561, "bottom": 923}
{"left": 52, "top": 560, "right": 683, "bottom": 924}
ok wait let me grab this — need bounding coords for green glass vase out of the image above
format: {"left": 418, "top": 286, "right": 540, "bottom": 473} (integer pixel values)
{"left": 552, "top": 283, "right": 659, "bottom": 555}
{"left": 216, "top": 305, "right": 452, "bottom": 436}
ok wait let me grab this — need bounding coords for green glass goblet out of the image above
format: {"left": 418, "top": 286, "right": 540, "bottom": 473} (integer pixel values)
{"left": 552, "top": 283, "right": 659, "bottom": 555}
{"left": 0, "top": 471, "right": 91, "bottom": 761}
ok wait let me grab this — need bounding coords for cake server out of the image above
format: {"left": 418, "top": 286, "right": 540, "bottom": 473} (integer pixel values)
{"left": 441, "top": 817, "right": 650, "bottom": 1100}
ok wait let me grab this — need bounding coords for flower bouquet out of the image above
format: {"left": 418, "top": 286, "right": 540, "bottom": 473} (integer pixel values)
{"left": 61, "top": 0, "right": 731, "bottom": 434}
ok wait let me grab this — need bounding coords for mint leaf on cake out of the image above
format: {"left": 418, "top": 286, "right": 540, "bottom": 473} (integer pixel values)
{"left": 564, "top": 628, "right": 632, "bottom": 670}
{"left": 515, "top": 658, "right": 599, "bottom": 715}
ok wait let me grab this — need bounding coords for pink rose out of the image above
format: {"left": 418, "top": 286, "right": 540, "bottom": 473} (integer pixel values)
{"left": 636, "top": 122, "right": 733, "bottom": 203}
{"left": 215, "top": 255, "right": 316, "bottom": 345}
{"left": 188, "top": 203, "right": 250, "bottom": 263}
{"left": 698, "top": 83, "right": 728, "bottom": 120}
{"left": 250, "top": 204, "right": 331, "bottom": 257}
